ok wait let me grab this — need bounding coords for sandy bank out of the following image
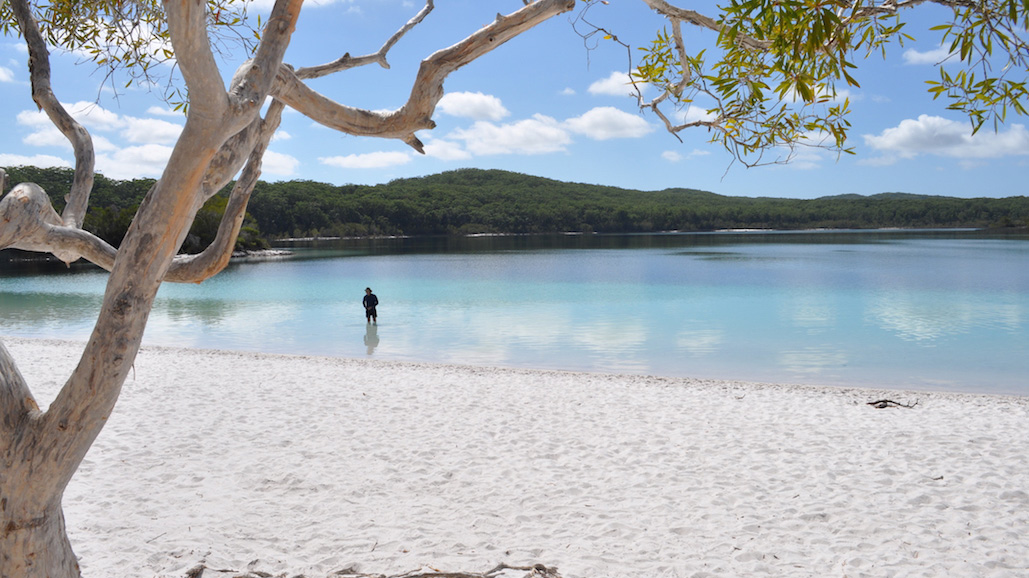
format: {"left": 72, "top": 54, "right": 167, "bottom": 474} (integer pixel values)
{"left": 6, "top": 337, "right": 1029, "bottom": 578}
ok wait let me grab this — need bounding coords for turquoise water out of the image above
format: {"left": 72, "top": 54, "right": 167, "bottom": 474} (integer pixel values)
{"left": 2, "top": 230, "right": 1028, "bottom": 394}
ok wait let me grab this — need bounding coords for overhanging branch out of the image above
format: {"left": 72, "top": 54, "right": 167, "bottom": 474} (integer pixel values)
{"left": 295, "top": 0, "right": 435, "bottom": 79}
{"left": 272, "top": 0, "right": 577, "bottom": 152}
{"left": 167, "top": 100, "right": 285, "bottom": 283}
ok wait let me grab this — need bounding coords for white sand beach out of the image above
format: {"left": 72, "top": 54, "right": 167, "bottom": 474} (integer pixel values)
{"left": 7, "top": 337, "right": 1029, "bottom": 577}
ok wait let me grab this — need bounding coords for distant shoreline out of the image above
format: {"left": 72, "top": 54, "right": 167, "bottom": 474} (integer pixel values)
{"left": 3, "top": 226, "right": 1024, "bottom": 269}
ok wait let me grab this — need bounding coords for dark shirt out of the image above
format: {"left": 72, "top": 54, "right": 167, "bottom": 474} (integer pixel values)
{"left": 363, "top": 294, "right": 378, "bottom": 309}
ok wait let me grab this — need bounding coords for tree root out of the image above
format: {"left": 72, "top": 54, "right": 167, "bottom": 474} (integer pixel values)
{"left": 185, "top": 562, "right": 562, "bottom": 578}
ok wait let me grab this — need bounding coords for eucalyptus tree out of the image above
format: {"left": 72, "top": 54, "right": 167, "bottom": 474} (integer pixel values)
{"left": 0, "top": 0, "right": 578, "bottom": 575}
{"left": 0, "top": 0, "right": 1027, "bottom": 577}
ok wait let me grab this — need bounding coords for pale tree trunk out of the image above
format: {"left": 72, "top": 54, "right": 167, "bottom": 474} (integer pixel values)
{"left": 1, "top": 340, "right": 79, "bottom": 577}
{"left": 1, "top": 0, "right": 302, "bottom": 574}
{"left": 0, "top": 1, "right": 575, "bottom": 576}
{"left": 1, "top": 504, "right": 79, "bottom": 578}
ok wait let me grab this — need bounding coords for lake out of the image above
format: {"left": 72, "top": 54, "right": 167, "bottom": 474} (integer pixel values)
{"left": 2, "top": 229, "right": 1028, "bottom": 395}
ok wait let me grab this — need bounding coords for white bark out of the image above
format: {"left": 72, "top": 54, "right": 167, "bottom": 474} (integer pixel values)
{"left": 272, "top": 0, "right": 578, "bottom": 152}
{"left": 0, "top": 1, "right": 576, "bottom": 576}
{"left": 8, "top": 0, "right": 95, "bottom": 262}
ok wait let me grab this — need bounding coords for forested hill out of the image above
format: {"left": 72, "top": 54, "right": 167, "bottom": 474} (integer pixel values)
{"left": 4, "top": 166, "right": 1028, "bottom": 247}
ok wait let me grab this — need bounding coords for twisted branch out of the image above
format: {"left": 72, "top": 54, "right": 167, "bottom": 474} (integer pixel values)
{"left": 167, "top": 100, "right": 285, "bottom": 283}
{"left": 295, "top": 0, "right": 435, "bottom": 79}
{"left": 9, "top": 0, "right": 95, "bottom": 231}
{"left": 272, "top": 0, "right": 577, "bottom": 152}
{"left": 0, "top": 340, "right": 39, "bottom": 445}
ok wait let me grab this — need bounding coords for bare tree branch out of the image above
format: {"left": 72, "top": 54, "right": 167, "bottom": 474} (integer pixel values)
{"left": 640, "top": 0, "right": 771, "bottom": 51}
{"left": 166, "top": 0, "right": 229, "bottom": 122}
{"left": 0, "top": 340, "right": 39, "bottom": 443}
{"left": 273, "top": 0, "right": 577, "bottom": 153}
{"left": 167, "top": 100, "right": 285, "bottom": 283}
{"left": 0, "top": 106, "right": 274, "bottom": 286}
{"left": 200, "top": 119, "right": 265, "bottom": 203}
{"left": 637, "top": 18, "right": 722, "bottom": 141}
{"left": 296, "top": 0, "right": 435, "bottom": 79}
{"left": 226, "top": 0, "right": 304, "bottom": 132}
{"left": 9, "top": 0, "right": 95, "bottom": 237}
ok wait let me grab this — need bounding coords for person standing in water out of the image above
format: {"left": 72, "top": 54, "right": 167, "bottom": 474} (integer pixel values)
{"left": 363, "top": 287, "right": 379, "bottom": 324}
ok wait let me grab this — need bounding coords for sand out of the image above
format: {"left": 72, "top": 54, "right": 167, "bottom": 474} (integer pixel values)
{"left": 6, "top": 337, "right": 1029, "bottom": 577}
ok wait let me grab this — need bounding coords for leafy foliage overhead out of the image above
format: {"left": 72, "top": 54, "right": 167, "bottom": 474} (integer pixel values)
{"left": 630, "top": 0, "right": 1029, "bottom": 164}
{"left": 0, "top": 0, "right": 257, "bottom": 106}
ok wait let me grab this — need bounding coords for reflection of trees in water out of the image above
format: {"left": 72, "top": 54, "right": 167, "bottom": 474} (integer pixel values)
{"left": 0, "top": 292, "right": 102, "bottom": 326}
{"left": 0, "top": 251, "right": 106, "bottom": 275}
{"left": 157, "top": 297, "right": 236, "bottom": 325}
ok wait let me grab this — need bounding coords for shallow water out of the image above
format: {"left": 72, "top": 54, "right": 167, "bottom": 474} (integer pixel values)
{"left": 2, "top": 230, "right": 1028, "bottom": 394}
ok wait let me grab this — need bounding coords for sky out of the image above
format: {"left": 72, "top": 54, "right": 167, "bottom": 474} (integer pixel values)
{"left": 1, "top": 0, "right": 1027, "bottom": 200}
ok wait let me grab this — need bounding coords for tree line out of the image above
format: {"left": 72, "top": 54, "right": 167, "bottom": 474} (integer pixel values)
{"left": 3, "top": 165, "right": 1028, "bottom": 251}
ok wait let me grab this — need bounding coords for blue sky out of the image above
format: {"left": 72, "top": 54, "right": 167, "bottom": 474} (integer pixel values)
{"left": 1, "top": 0, "right": 1027, "bottom": 199}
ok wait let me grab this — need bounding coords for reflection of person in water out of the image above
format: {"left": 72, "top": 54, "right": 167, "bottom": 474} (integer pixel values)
{"left": 364, "top": 323, "right": 380, "bottom": 355}
{"left": 363, "top": 287, "right": 378, "bottom": 324}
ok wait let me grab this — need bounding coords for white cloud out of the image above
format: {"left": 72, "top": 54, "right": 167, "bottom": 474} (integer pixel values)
{"left": 0, "top": 66, "right": 14, "bottom": 83}
{"left": 782, "top": 147, "right": 828, "bottom": 170}
{"left": 13, "top": 101, "right": 183, "bottom": 180}
{"left": 23, "top": 126, "right": 70, "bottom": 148}
{"left": 679, "top": 106, "right": 717, "bottom": 124}
{"left": 862, "top": 115, "right": 1029, "bottom": 163}
{"left": 272, "top": 130, "right": 292, "bottom": 142}
{"left": 121, "top": 116, "right": 182, "bottom": 144}
{"left": 903, "top": 46, "right": 955, "bottom": 66}
{"left": 560, "top": 87, "right": 576, "bottom": 96}
{"left": 92, "top": 135, "right": 120, "bottom": 153}
{"left": 0, "top": 153, "right": 71, "bottom": 168}
{"left": 21, "top": 124, "right": 119, "bottom": 154}
{"left": 588, "top": 71, "right": 644, "bottom": 97}
{"left": 16, "top": 109, "right": 52, "bottom": 128}
{"left": 319, "top": 151, "right": 412, "bottom": 169}
{"left": 663, "top": 149, "right": 713, "bottom": 163}
{"left": 448, "top": 115, "right": 571, "bottom": 155}
{"left": 423, "top": 139, "right": 472, "bottom": 161}
{"left": 437, "top": 92, "right": 509, "bottom": 121}
{"left": 765, "top": 131, "right": 834, "bottom": 170}
{"left": 96, "top": 144, "right": 174, "bottom": 179}
{"left": 564, "top": 107, "right": 653, "bottom": 140}
{"left": 261, "top": 150, "right": 300, "bottom": 176}
{"left": 65, "top": 101, "right": 126, "bottom": 132}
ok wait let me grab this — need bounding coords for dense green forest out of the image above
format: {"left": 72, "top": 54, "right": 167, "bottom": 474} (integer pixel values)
{"left": 3, "top": 166, "right": 1028, "bottom": 253}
